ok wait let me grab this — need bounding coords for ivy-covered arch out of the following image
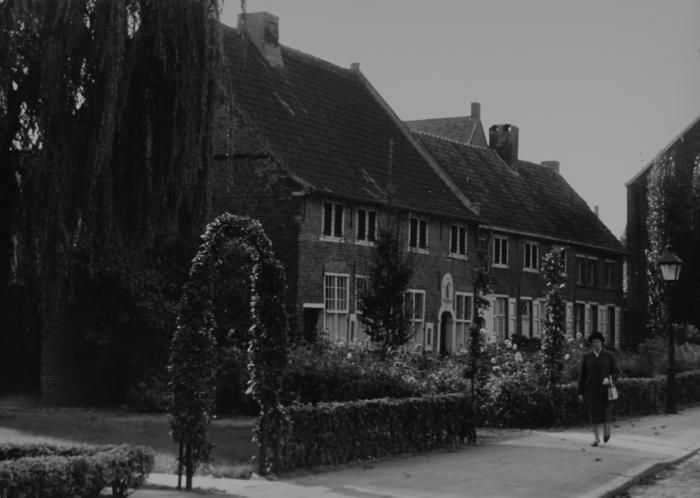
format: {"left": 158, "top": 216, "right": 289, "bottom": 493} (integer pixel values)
{"left": 167, "top": 214, "right": 288, "bottom": 487}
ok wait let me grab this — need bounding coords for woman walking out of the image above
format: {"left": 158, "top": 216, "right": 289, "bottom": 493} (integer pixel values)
{"left": 578, "top": 331, "right": 620, "bottom": 446}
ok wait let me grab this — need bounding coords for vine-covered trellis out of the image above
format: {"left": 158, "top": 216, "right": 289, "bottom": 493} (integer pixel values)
{"left": 167, "top": 214, "right": 288, "bottom": 488}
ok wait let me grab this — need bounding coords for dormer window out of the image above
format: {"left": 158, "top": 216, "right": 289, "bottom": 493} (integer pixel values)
{"left": 356, "top": 208, "right": 377, "bottom": 244}
{"left": 322, "top": 201, "right": 344, "bottom": 240}
{"left": 409, "top": 216, "right": 428, "bottom": 252}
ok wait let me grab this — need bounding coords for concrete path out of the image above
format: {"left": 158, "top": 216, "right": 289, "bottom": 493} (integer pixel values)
{"left": 134, "top": 404, "right": 700, "bottom": 498}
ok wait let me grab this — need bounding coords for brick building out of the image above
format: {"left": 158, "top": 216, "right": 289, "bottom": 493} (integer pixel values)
{"left": 407, "top": 118, "right": 625, "bottom": 346}
{"left": 216, "top": 12, "right": 625, "bottom": 352}
{"left": 625, "top": 114, "right": 700, "bottom": 346}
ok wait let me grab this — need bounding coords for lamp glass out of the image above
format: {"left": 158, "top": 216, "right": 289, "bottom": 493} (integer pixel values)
{"left": 660, "top": 262, "right": 681, "bottom": 282}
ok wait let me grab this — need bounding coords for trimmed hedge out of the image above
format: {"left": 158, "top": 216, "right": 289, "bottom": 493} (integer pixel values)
{"left": 272, "top": 393, "right": 475, "bottom": 472}
{"left": 481, "top": 369, "right": 700, "bottom": 428}
{"left": 0, "top": 443, "right": 154, "bottom": 498}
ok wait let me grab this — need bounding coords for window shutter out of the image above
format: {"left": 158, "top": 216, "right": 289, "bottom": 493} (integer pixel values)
{"left": 566, "top": 302, "right": 573, "bottom": 336}
{"left": 508, "top": 298, "right": 516, "bottom": 337}
{"left": 614, "top": 307, "right": 621, "bottom": 349}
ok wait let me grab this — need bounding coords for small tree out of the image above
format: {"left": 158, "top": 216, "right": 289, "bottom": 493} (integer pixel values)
{"left": 541, "top": 247, "right": 567, "bottom": 422}
{"left": 359, "top": 227, "right": 413, "bottom": 355}
{"left": 468, "top": 243, "right": 493, "bottom": 398}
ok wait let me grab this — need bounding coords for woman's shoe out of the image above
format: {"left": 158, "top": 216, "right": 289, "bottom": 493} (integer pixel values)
{"left": 591, "top": 440, "right": 600, "bottom": 447}
{"left": 604, "top": 434, "right": 610, "bottom": 443}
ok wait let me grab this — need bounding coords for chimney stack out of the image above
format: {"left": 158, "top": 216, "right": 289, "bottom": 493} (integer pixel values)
{"left": 540, "top": 160, "right": 560, "bottom": 173}
{"left": 489, "top": 124, "right": 519, "bottom": 168}
{"left": 470, "top": 102, "right": 481, "bottom": 121}
{"left": 238, "top": 12, "right": 283, "bottom": 67}
{"left": 594, "top": 205, "right": 599, "bottom": 217}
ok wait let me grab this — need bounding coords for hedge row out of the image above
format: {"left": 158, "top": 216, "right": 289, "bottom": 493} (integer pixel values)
{"left": 482, "top": 369, "right": 700, "bottom": 428}
{"left": 271, "top": 393, "right": 475, "bottom": 472}
{"left": 0, "top": 443, "right": 154, "bottom": 498}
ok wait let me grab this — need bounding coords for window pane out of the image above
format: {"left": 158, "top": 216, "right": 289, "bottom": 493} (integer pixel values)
{"left": 525, "top": 244, "right": 531, "bottom": 267}
{"left": 502, "top": 239, "right": 508, "bottom": 264}
{"left": 460, "top": 227, "right": 466, "bottom": 255}
{"left": 465, "top": 296, "right": 473, "bottom": 322}
{"left": 419, "top": 220, "right": 427, "bottom": 248}
{"left": 357, "top": 209, "right": 366, "bottom": 240}
{"left": 456, "top": 294, "right": 464, "bottom": 319}
{"left": 451, "top": 226, "right": 458, "bottom": 253}
{"left": 334, "top": 204, "right": 343, "bottom": 237}
{"left": 368, "top": 211, "right": 376, "bottom": 241}
{"left": 410, "top": 218, "right": 418, "bottom": 247}
{"left": 323, "top": 203, "right": 333, "bottom": 236}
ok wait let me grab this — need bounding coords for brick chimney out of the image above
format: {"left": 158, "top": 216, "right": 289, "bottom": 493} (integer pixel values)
{"left": 489, "top": 124, "right": 519, "bottom": 167}
{"left": 470, "top": 102, "right": 481, "bottom": 121}
{"left": 541, "top": 160, "right": 560, "bottom": 173}
{"left": 238, "top": 12, "right": 283, "bottom": 67}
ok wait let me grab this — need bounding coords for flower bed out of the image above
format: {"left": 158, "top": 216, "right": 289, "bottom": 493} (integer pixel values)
{"left": 0, "top": 443, "right": 154, "bottom": 498}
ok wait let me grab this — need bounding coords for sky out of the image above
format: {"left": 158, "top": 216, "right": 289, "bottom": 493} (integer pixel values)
{"left": 221, "top": 0, "right": 700, "bottom": 239}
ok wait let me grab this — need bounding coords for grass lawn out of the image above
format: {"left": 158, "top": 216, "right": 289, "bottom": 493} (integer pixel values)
{"left": 0, "top": 404, "right": 257, "bottom": 477}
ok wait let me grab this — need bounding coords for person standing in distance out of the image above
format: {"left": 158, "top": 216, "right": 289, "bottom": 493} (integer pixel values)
{"left": 578, "top": 331, "right": 620, "bottom": 446}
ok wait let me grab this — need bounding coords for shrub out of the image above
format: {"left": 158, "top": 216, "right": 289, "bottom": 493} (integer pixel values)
{"left": 0, "top": 443, "right": 154, "bottom": 498}
{"left": 273, "top": 393, "right": 475, "bottom": 472}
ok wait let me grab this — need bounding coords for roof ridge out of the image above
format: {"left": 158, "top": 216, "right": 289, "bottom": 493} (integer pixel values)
{"left": 280, "top": 44, "right": 352, "bottom": 75}
{"left": 412, "top": 130, "right": 492, "bottom": 151}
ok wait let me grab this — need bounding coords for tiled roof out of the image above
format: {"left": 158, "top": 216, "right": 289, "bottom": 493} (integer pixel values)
{"left": 405, "top": 117, "right": 488, "bottom": 147}
{"left": 220, "top": 26, "right": 478, "bottom": 222}
{"left": 414, "top": 132, "right": 625, "bottom": 252}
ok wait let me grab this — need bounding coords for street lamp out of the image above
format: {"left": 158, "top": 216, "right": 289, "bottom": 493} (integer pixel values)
{"left": 659, "top": 245, "right": 682, "bottom": 414}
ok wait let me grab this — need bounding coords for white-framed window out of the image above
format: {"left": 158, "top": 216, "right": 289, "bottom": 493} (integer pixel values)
{"left": 455, "top": 292, "right": 473, "bottom": 351}
{"left": 575, "top": 256, "right": 585, "bottom": 285}
{"left": 605, "top": 261, "right": 615, "bottom": 289}
{"left": 586, "top": 258, "right": 598, "bottom": 287}
{"left": 600, "top": 304, "right": 609, "bottom": 338}
{"left": 559, "top": 247, "right": 568, "bottom": 275}
{"left": 354, "top": 275, "right": 369, "bottom": 314}
{"left": 493, "top": 236, "right": 509, "bottom": 267}
{"left": 356, "top": 208, "right": 377, "bottom": 244}
{"left": 450, "top": 225, "right": 468, "bottom": 258}
{"left": 494, "top": 296, "right": 508, "bottom": 341}
{"left": 322, "top": 202, "right": 344, "bottom": 240}
{"left": 533, "top": 300, "right": 546, "bottom": 337}
{"left": 566, "top": 302, "right": 573, "bottom": 336}
{"left": 519, "top": 298, "right": 532, "bottom": 337}
{"left": 406, "top": 289, "right": 425, "bottom": 338}
{"left": 324, "top": 273, "right": 349, "bottom": 341}
{"left": 590, "top": 303, "right": 599, "bottom": 334}
{"left": 575, "top": 301, "right": 586, "bottom": 335}
{"left": 409, "top": 217, "right": 428, "bottom": 252}
{"left": 523, "top": 241, "right": 539, "bottom": 271}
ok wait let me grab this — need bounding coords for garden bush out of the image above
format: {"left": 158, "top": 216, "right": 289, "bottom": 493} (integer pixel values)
{"left": 0, "top": 443, "right": 154, "bottom": 498}
{"left": 272, "top": 393, "right": 475, "bottom": 472}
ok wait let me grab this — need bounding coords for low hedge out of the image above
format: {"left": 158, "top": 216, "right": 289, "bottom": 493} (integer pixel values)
{"left": 271, "top": 393, "right": 475, "bottom": 472}
{"left": 0, "top": 443, "right": 154, "bottom": 498}
{"left": 481, "top": 369, "right": 700, "bottom": 428}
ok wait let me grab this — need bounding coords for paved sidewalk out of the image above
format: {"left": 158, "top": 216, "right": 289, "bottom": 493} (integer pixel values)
{"left": 134, "top": 404, "right": 700, "bottom": 498}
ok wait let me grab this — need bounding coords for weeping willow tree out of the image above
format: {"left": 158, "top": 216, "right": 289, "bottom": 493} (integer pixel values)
{"left": 0, "top": 0, "right": 224, "bottom": 401}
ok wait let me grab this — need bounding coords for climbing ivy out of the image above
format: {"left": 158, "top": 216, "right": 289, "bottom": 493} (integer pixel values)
{"left": 168, "top": 214, "right": 288, "bottom": 486}
{"left": 541, "top": 247, "right": 567, "bottom": 421}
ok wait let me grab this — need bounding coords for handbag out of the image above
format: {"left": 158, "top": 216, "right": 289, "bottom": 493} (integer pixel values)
{"left": 608, "top": 376, "right": 619, "bottom": 401}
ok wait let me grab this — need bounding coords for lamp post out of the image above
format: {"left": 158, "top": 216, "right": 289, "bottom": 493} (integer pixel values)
{"left": 658, "top": 245, "right": 682, "bottom": 414}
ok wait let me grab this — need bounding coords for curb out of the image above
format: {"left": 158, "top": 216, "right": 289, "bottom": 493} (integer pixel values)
{"left": 575, "top": 443, "right": 700, "bottom": 498}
